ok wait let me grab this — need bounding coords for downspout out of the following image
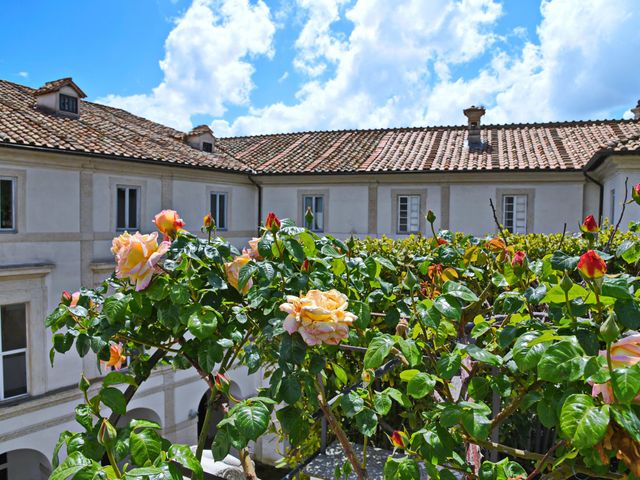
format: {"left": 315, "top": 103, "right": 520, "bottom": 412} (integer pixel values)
{"left": 583, "top": 170, "right": 603, "bottom": 224}
{"left": 248, "top": 174, "right": 262, "bottom": 235}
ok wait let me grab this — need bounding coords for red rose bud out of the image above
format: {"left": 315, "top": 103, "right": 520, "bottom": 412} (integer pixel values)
{"left": 390, "top": 430, "right": 409, "bottom": 449}
{"left": 214, "top": 372, "right": 230, "bottom": 393}
{"left": 578, "top": 250, "right": 607, "bottom": 280}
{"left": 301, "top": 258, "right": 310, "bottom": 272}
{"left": 265, "top": 212, "right": 281, "bottom": 232}
{"left": 511, "top": 250, "right": 526, "bottom": 267}
{"left": 98, "top": 418, "right": 117, "bottom": 449}
{"left": 61, "top": 290, "right": 72, "bottom": 302}
{"left": 580, "top": 214, "right": 599, "bottom": 233}
{"left": 203, "top": 213, "right": 214, "bottom": 231}
{"left": 633, "top": 183, "right": 640, "bottom": 205}
{"left": 436, "top": 237, "right": 448, "bottom": 245}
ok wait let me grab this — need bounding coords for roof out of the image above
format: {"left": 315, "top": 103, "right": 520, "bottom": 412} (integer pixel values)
{"left": 0, "top": 78, "right": 638, "bottom": 176}
{"left": 33, "top": 78, "right": 87, "bottom": 98}
{"left": 0, "top": 80, "right": 252, "bottom": 173}
{"left": 217, "top": 119, "right": 640, "bottom": 175}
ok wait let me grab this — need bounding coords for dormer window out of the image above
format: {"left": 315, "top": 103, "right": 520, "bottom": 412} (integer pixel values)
{"left": 59, "top": 94, "right": 78, "bottom": 114}
{"left": 185, "top": 125, "right": 216, "bottom": 152}
{"left": 202, "top": 142, "right": 213, "bottom": 153}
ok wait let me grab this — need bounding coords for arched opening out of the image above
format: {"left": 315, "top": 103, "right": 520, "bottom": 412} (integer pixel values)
{"left": 196, "top": 381, "right": 242, "bottom": 446}
{"left": 0, "top": 448, "right": 51, "bottom": 479}
{"left": 116, "top": 407, "right": 162, "bottom": 430}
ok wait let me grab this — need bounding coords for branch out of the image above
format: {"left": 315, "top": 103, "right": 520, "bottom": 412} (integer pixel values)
{"left": 489, "top": 198, "right": 509, "bottom": 246}
{"left": 605, "top": 177, "right": 629, "bottom": 253}
{"left": 556, "top": 222, "right": 567, "bottom": 251}
{"left": 525, "top": 440, "right": 565, "bottom": 480}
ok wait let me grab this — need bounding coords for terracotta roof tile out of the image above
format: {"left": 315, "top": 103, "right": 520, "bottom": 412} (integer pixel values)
{"left": 0, "top": 80, "right": 251, "bottom": 173}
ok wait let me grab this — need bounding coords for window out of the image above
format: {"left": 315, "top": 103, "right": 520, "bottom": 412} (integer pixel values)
{"left": 610, "top": 189, "right": 616, "bottom": 222}
{"left": 0, "top": 453, "right": 6, "bottom": 480}
{"left": 202, "top": 142, "right": 213, "bottom": 153}
{"left": 59, "top": 94, "right": 78, "bottom": 114}
{"left": 0, "top": 177, "right": 15, "bottom": 231}
{"left": 0, "top": 304, "right": 27, "bottom": 400}
{"left": 116, "top": 186, "right": 140, "bottom": 231}
{"left": 303, "top": 195, "right": 324, "bottom": 232}
{"left": 502, "top": 194, "right": 527, "bottom": 234}
{"left": 397, "top": 195, "right": 421, "bottom": 234}
{"left": 210, "top": 192, "right": 227, "bottom": 230}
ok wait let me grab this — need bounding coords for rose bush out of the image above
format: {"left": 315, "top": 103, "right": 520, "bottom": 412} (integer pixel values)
{"left": 46, "top": 188, "right": 640, "bottom": 480}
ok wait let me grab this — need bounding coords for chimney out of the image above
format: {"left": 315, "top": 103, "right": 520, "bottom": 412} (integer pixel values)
{"left": 632, "top": 100, "right": 640, "bottom": 120}
{"left": 463, "top": 105, "right": 486, "bottom": 149}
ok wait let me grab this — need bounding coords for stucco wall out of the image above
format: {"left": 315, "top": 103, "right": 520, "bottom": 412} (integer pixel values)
{"left": 599, "top": 156, "right": 640, "bottom": 227}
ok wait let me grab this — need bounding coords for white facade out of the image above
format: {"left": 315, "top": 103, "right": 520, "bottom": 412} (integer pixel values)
{"left": 1, "top": 139, "right": 638, "bottom": 477}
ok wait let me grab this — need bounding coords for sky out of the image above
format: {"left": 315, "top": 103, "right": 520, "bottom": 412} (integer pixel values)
{"left": 1, "top": 0, "right": 639, "bottom": 137}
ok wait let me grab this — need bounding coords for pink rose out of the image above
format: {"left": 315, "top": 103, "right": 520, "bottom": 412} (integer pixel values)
{"left": 111, "top": 231, "right": 170, "bottom": 291}
{"left": 153, "top": 209, "right": 185, "bottom": 241}
{"left": 280, "top": 290, "right": 356, "bottom": 346}
{"left": 243, "top": 237, "right": 262, "bottom": 260}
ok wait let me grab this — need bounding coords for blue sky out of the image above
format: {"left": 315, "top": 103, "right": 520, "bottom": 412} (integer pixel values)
{"left": 1, "top": 0, "right": 638, "bottom": 136}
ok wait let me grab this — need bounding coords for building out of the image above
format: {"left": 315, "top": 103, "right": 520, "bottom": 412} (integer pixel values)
{"left": 0, "top": 77, "right": 638, "bottom": 478}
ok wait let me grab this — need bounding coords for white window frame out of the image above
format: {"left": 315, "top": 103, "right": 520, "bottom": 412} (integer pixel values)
{"left": 502, "top": 194, "right": 528, "bottom": 234}
{"left": 116, "top": 185, "right": 141, "bottom": 231}
{"left": 0, "top": 303, "right": 28, "bottom": 401}
{"left": 210, "top": 192, "right": 228, "bottom": 231}
{"left": 302, "top": 194, "right": 325, "bottom": 232}
{"left": 397, "top": 194, "right": 421, "bottom": 234}
{"left": 0, "top": 176, "right": 16, "bottom": 233}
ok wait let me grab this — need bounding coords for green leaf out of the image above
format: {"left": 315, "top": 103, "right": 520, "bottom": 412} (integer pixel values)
{"left": 331, "top": 362, "right": 348, "bottom": 385}
{"left": 237, "top": 262, "right": 257, "bottom": 291}
{"left": 617, "top": 240, "right": 640, "bottom": 264}
{"left": 407, "top": 372, "right": 436, "bottom": 399}
{"left": 443, "top": 281, "right": 478, "bottom": 302}
{"left": 434, "top": 294, "right": 462, "bottom": 320}
{"left": 168, "top": 444, "right": 203, "bottom": 480}
{"left": 49, "top": 452, "right": 95, "bottom": 480}
{"left": 129, "top": 429, "right": 162, "bottom": 466}
{"left": 283, "top": 238, "right": 306, "bottom": 262}
{"left": 102, "top": 294, "right": 129, "bottom": 324}
{"left": 373, "top": 391, "right": 392, "bottom": 415}
{"left": 103, "top": 371, "right": 137, "bottom": 388}
{"left": 187, "top": 310, "right": 218, "bottom": 340}
{"left": 611, "top": 364, "right": 640, "bottom": 403}
{"left": 614, "top": 299, "right": 640, "bottom": 329}
{"left": 560, "top": 394, "right": 609, "bottom": 449}
{"left": 537, "top": 338, "right": 586, "bottom": 382}
{"left": 280, "top": 376, "right": 302, "bottom": 405}
{"left": 75, "top": 334, "right": 91, "bottom": 357}
{"left": 169, "top": 283, "right": 190, "bottom": 305}
{"left": 212, "top": 427, "right": 232, "bottom": 461}
{"left": 355, "top": 408, "right": 378, "bottom": 437}
{"left": 513, "top": 332, "right": 549, "bottom": 371}
{"left": 207, "top": 272, "right": 227, "bottom": 290}
{"left": 383, "top": 457, "right": 420, "bottom": 480}
{"left": 385, "top": 387, "right": 411, "bottom": 408}
{"left": 550, "top": 251, "right": 579, "bottom": 271}
{"left": 363, "top": 334, "right": 395, "bottom": 369}
{"left": 280, "top": 333, "right": 307, "bottom": 364}
{"left": 463, "top": 344, "right": 502, "bottom": 366}
{"left": 100, "top": 387, "right": 127, "bottom": 415}
{"left": 235, "top": 400, "right": 271, "bottom": 442}
{"left": 276, "top": 406, "right": 310, "bottom": 447}
{"left": 375, "top": 255, "right": 397, "bottom": 271}
{"left": 341, "top": 391, "right": 365, "bottom": 418}
{"left": 611, "top": 404, "right": 640, "bottom": 442}
{"left": 601, "top": 276, "right": 633, "bottom": 299}
{"left": 437, "top": 352, "right": 461, "bottom": 380}
{"left": 461, "top": 409, "right": 491, "bottom": 440}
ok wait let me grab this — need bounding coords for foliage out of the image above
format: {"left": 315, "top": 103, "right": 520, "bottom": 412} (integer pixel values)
{"left": 46, "top": 202, "right": 640, "bottom": 479}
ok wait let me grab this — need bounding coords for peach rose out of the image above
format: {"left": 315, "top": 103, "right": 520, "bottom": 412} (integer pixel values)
{"left": 111, "top": 231, "right": 170, "bottom": 291}
{"left": 224, "top": 253, "right": 253, "bottom": 295}
{"left": 243, "top": 237, "right": 262, "bottom": 260}
{"left": 592, "top": 334, "right": 640, "bottom": 404}
{"left": 154, "top": 209, "right": 185, "bottom": 241}
{"left": 102, "top": 343, "right": 127, "bottom": 371}
{"left": 280, "top": 289, "right": 356, "bottom": 346}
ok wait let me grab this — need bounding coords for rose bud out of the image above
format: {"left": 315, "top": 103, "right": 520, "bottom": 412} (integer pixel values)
{"left": 361, "top": 368, "right": 375, "bottom": 386}
{"left": 265, "top": 212, "right": 281, "bottom": 232}
{"left": 600, "top": 312, "right": 621, "bottom": 344}
{"left": 395, "top": 317, "right": 410, "bottom": 338}
{"left": 578, "top": 250, "right": 607, "bottom": 280}
{"left": 202, "top": 213, "right": 214, "bottom": 232}
{"left": 580, "top": 214, "right": 599, "bottom": 234}
{"left": 79, "top": 373, "right": 91, "bottom": 393}
{"left": 436, "top": 237, "right": 447, "bottom": 245}
{"left": 390, "top": 430, "right": 409, "bottom": 449}
{"left": 61, "top": 290, "right": 81, "bottom": 308}
{"left": 632, "top": 183, "right": 640, "bottom": 205}
{"left": 560, "top": 273, "right": 574, "bottom": 293}
{"left": 97, "top": 418, "right": 118, "bottom": 449}
{"left": 511, "top": 251, "right": 526, "bottom": 267}
{"left": 214, "top": 372, "right": 230, "bottom": 394}
{"left": 153, "top": 209, "right": 185, "bottom": 241}
{"left": 301, "top": 258, "right": 310, "bottom": 272}
{"left": 426, "top": 210, "right": 436, "bottom": 224}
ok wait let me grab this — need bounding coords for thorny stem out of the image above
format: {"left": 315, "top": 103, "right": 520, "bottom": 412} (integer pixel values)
{"left": 194, "top": 386, "right": 216, "bottom": 469}
{"left": 314, "top": 377, "right": 368, "bottom": 480}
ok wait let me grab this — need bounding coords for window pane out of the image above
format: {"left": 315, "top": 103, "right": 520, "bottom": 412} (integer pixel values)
{"left": 314, "top": 197, "right": 323, "bottom": 231}
{"left": 128, "top": 189, "right": 138, "bottom": 229}
{"left": 117, "top": 188, "right": 126, "bottom": 229}
{"left": 219, "top": 194, "right": 226, "bottom": 229}
{"left": 210, "top": 194, "right": 218, "bottom": 226}
{"left": 0, "top": 179, "right": 13, "bottom": 230}
{"left": 304, "top": 196, "right": 313, "bottom": 211}
{"left": 1, "top": 304, "right": 26, "bottom": 351}
{"left": 3, "top": 352, "right": 27, "bottom": 398}
{"left": 203, "top": 142, "right": 213, "bottom": 153}
{"left": 409, "top": 196, "right": 420, "bottom": 232}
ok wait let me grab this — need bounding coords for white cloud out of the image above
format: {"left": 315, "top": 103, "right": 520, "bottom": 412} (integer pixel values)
{"left": 96, "top": 0, "right": 275, "bottom": 131}
{"left": 18, "top": 71, "right": 28, "bottom": 78}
